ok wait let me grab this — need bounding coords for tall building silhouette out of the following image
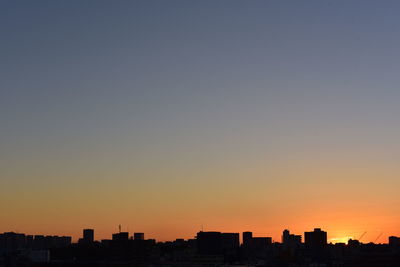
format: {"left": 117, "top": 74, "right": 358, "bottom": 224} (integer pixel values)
{"left": 2, "top": 229, "right": 400, "bottom": 266}
{"left": 221, "top": 233, "right": 240, "bottom": 250}
{"left": 112, "top": 232, "right": 129, "bottom": 241}
{"left": 282, "top": 229, "right": 301, "bottom": 247}
{"left": 196, "top": 231, "right": 222, "bottom": 255}
{"left": 389, "top": 236, "right": 400, "bottom": 246}
{"left": 304, "top": 228, "right": 327, "bottom": 248}
{"left": 242, "top": 231, "right": 253, "bottom": 246}
{"left": 83, "top": 229, "right": 94, "bottom": 243}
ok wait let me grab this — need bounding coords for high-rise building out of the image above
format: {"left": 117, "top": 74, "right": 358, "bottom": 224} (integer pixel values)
{"left": 0, "top": 232, "right": 26, "bottom": 252}
{"left": 196, "top": 231, "right": 222, "bottom": 254}
{"left": 304, "top": 228, "right": 327, "bottom": 248}
{"left": 282, "top": 229, "right": 301, "bottom": 247}
{"left": 389, "top": 236, "right": 400, "bottom": 246}
{"left": 221, "top": 233, "right": 240, "bottom": 250}
{"left": 242, "top": 231, "right": 253, "bottom": 246}
{"left": 112, "top": 232, "right": 129, "bottom": 241}
{"left": 282, "top": 229, "right": 290, "bottom": 244}
{"left": 83, "top": 229, "right": 94, "bottom": 243}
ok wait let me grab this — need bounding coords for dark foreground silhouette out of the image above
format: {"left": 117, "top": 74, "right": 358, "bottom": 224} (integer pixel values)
{"left": 1, "top": 228, "right": 400, "bottom": 266}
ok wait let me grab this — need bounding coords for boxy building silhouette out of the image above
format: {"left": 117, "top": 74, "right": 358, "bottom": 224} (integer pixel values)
{"left": 304, "top": 228, "right": 327, "bottom": 248}
{"left": 83, "top": 229, "right": 94, "bottom": 243}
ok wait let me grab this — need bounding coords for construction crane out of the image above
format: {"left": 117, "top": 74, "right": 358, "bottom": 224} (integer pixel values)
{"left": 358, "top": 231, "right": 367, "bottom": 242}
{"left": 374, "top": 232, "right": 383, "bottom": 244}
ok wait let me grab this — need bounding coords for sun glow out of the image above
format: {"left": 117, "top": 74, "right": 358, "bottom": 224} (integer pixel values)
{"left": 329, "top": 236, "right": 354, "bottom": 244}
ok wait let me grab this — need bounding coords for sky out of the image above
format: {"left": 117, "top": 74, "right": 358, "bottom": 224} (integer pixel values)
{"left": 1, "top": 0, "right": 400, "bottom": 243}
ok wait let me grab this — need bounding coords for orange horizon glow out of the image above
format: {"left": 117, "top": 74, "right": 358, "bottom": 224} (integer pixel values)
{"left": 2, "top": 157, "right": 399, "bottom": 244}
{"left": 1, "top": 219, "right": 398, "bottom": 244}
{"left": 2, "top": 0, "right": 400, "bottom": 251}
{"left": 2, "top": 159, "right": 399, "bottom": 243}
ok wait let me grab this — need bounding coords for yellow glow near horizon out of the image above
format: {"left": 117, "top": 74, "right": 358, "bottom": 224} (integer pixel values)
{"left": 328, "top": 236, "right": 354, "bottom": 244}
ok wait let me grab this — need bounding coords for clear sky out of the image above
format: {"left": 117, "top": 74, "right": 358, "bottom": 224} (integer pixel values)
{"left": 1, "top": 0, "right": 400, "bottom": 243}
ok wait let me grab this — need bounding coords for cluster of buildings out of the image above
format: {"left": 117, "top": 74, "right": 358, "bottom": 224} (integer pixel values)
{"left": 76, "top": 228, "right": 155, "bottom": 246}
{"left": 195, "top": 228, "right": 327, "bottom": 253}
{"left": 0, "top": 232, "right": 71, "bottom": 252}
{"left": 0, "top": 232, "right": 71, "bottom": 264}
{"left": 1, "top": 228, "right": 400, "bottom": 266}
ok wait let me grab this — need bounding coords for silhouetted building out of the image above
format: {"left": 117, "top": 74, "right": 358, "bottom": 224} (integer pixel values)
{"left": 33, "top": 235, "right": 45, "bottom": 250}
{"left": 0, "top": 232, "right": 71, "bottom": 254}
{"left": 83, "top": 229, "right": 94, "bottom": 243}
{"left": 241, "top": 233, "right": 272, "bottom": 260}
{"left": 242, "top": 231, "right": 252, "bottom": 246}
{"left": 26, "top": 235, "right": 34, "bottom": 248}
{"left": 43, "top": 235, "right": 71, "bottom": 248}
{"left": 221, "top": 233, "right": 239, "bottom": 250}
{"left": 0, "top": 232, "right": 26, "bottom": 252}
{"left": 282, "top": 229, "right": 290, "bottom": 243}
{"left": 29, "top": 250, "right": 50, "bottom": 263}
{"left": 389, "top": 236, "right": 400, "bottom": 246}
{"left": 45, "top": 236, "right": 55, "bottom": 248}
{"left": 305, "top": 228, "right": 327, "bottom": 248}
{"left": 58, "top": 236, "right": 71, "bottom": 247}
{"left": 242, "top": 232, "right": 271, "bottom": 248}
{"left": 282, "top": 229, "right": 301, "bottom": 247}
{"left": 2, "top": 228, "right": 400, "bottom": 266}
{"left": 112, "top": 232, "right": 129, "bottom": 241}
{"left": 196, "top": 231, "right": 222, "bottom": 255}
{"left": 134, "top": 232, "right": 144, "bottom": 240}
{"left": 101, "top": 239, "right": 111, "bottom": 246}
{"left": 348, "top": 238, "right": 360, "bottom": 246}
{"left": 252, "top": 237, "right": 272, "bottom": 246}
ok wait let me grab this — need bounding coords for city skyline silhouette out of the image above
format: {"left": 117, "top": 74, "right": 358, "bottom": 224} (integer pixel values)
{"left": 2, "top": 1, "right": 400, "bottom": 266}
{"left": 0, "top": 225, "right": 393, "bottom": 245}
{"left": 2, "top": 227, "right": 400, "bottom": 266}
{"left": 1, "top": 227, "right": 395, "bottom": 245}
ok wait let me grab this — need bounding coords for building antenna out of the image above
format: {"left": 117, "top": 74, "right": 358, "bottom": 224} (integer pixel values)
{"left": 119, "top": 224, "right": 121, "bottom": 233}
